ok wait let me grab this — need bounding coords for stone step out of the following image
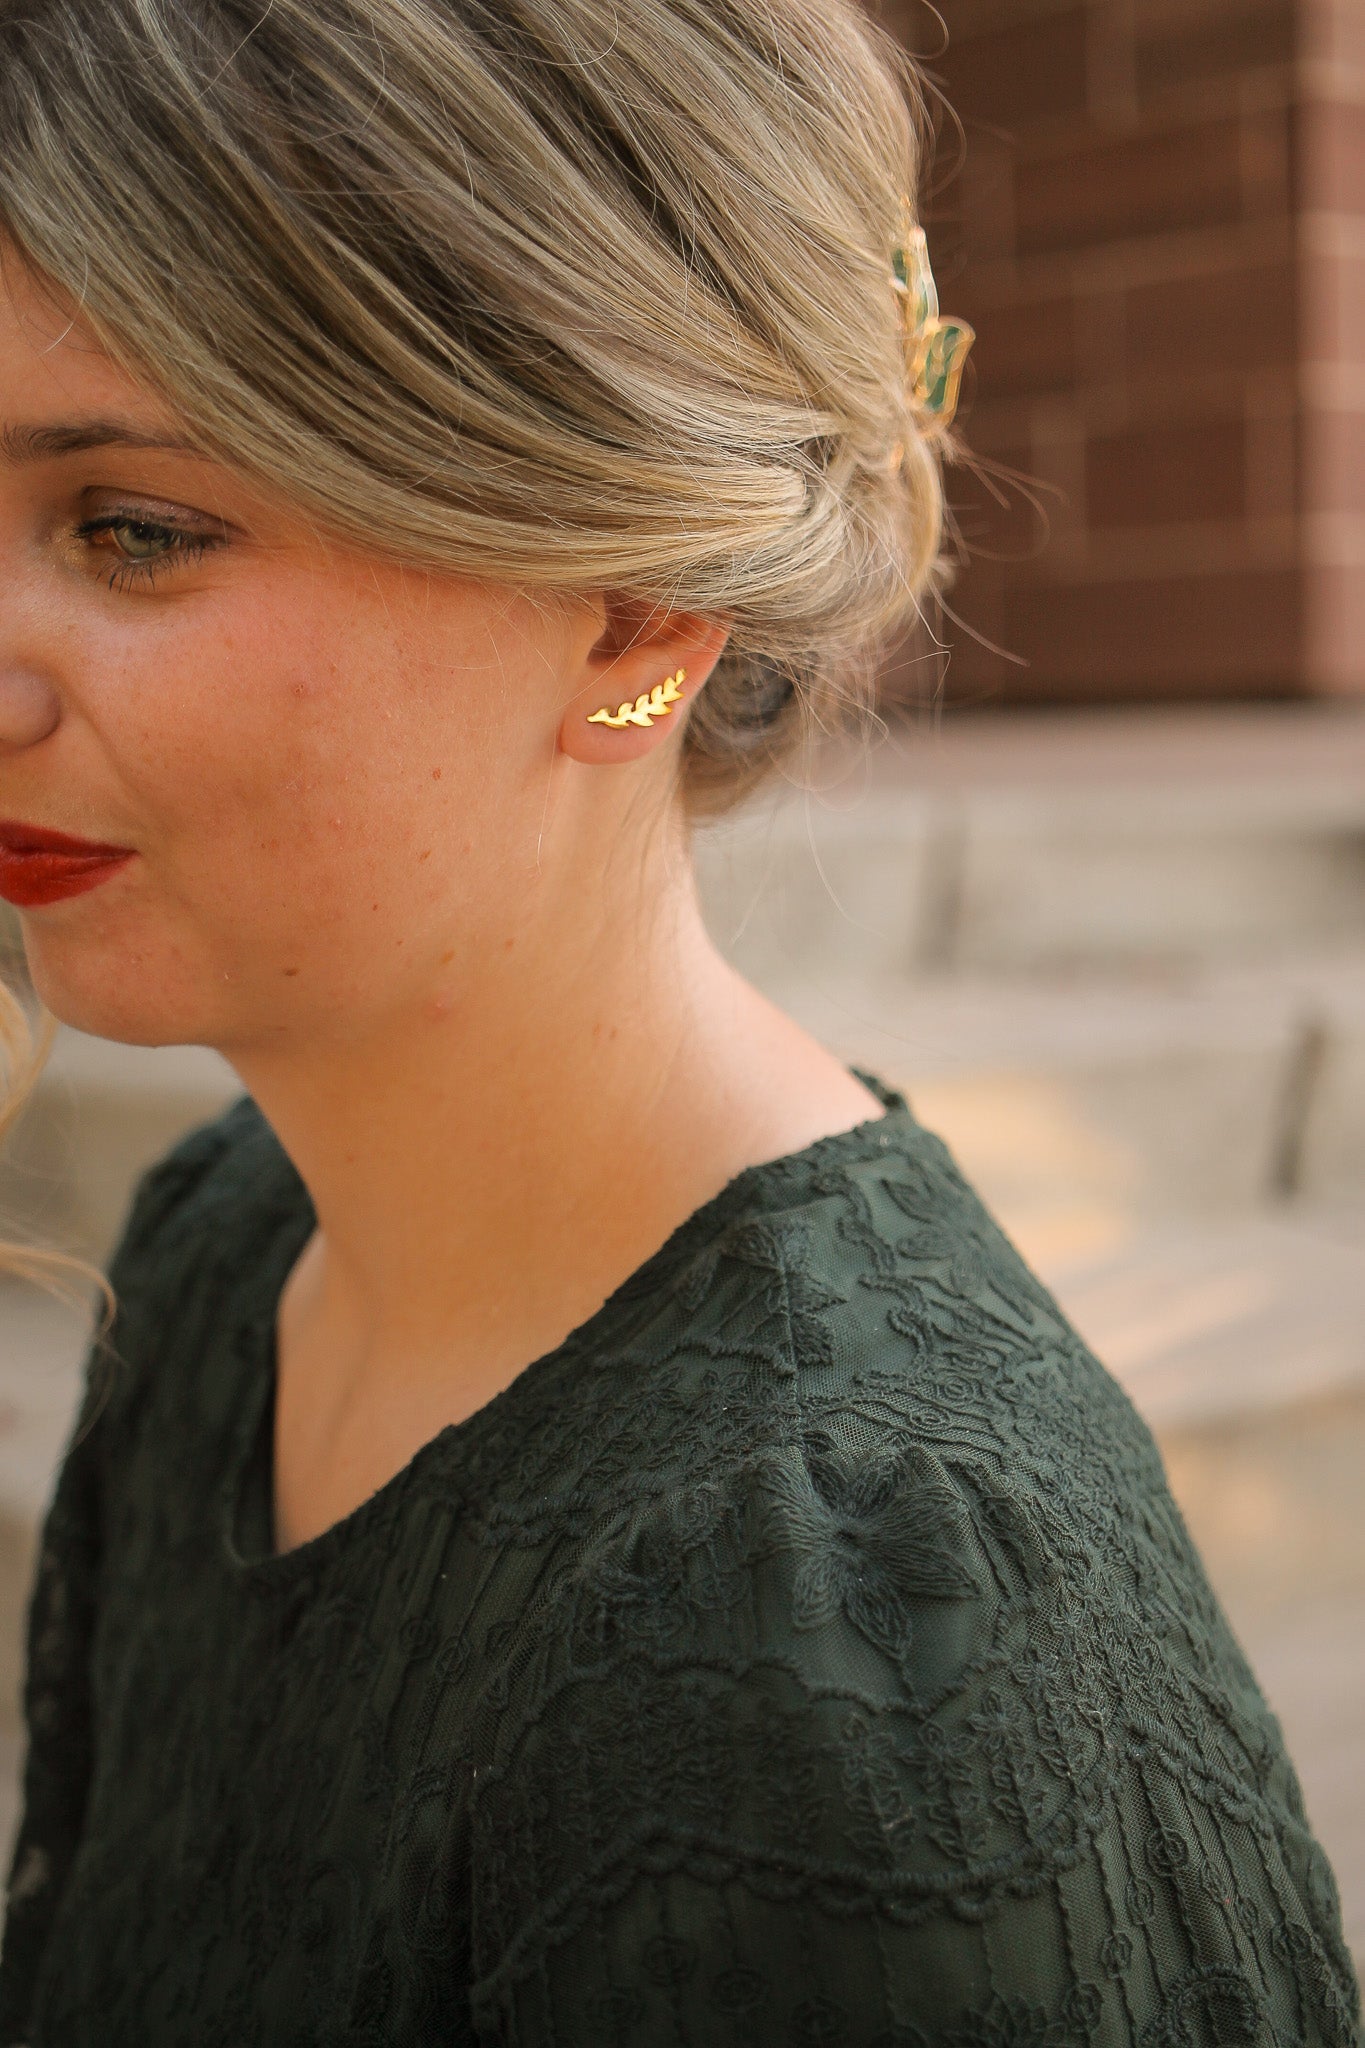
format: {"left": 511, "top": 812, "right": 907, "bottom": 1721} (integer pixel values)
{"left": 718, "top": 951, "right": 1365, "bottom": 1216}
{"left": 693, "top": 703, "right": 1365, "bottom": 977}
{"left": 1027, "top": 1209, "right": 1365, "bottom": 1432}
{"left": 1161, "top": 1388, "right": 1365, "bottom": 1968}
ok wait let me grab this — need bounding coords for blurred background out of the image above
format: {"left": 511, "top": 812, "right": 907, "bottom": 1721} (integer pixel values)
{"left": 1, "top": 0, "right": 1363, "bottom": 1970}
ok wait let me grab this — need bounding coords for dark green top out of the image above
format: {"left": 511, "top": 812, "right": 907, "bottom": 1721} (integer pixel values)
{"left": 0, "top": 1073, "right": 1358, "bottom": 2047}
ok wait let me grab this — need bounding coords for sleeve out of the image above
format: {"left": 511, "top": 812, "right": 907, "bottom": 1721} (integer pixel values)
{"left": 0, "top": 1109, "right": 244, "bottom": 2043}
{"left": 466, "top": 1436, "right": 1363, "bottom": 2047}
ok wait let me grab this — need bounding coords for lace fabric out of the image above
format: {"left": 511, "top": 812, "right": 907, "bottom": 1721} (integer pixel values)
{"left": 0, "top": 1076, "right": 1358, "bottom": 2046}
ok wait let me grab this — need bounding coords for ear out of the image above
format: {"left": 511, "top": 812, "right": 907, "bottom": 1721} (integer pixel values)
{"left": 557, "top": 597, "right": 730, "bottom": 766}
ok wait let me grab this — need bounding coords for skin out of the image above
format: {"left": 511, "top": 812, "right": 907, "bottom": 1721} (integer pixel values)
{"left": 0, "top": 253, "right": 885, "bottom": 1552}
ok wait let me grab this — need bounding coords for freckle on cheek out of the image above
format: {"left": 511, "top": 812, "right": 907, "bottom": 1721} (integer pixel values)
{"left": 283, "top": 968, "right": 300, "bottom": 978}
{"left": 432, "top": 768, "right": 442, "bottom": 781}
{"left": 419, "top": 850, "right": 431, "bottom": 862}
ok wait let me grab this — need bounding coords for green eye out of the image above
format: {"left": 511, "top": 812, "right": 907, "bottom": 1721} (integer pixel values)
{"left": 74, "top": 510, "right": 221, "bottom": 589}
{"left": 108, "top": 518, "right": 177, "bottom": 561}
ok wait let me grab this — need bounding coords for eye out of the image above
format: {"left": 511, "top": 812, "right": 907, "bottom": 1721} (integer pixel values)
{"left": 102, "top": 517, "right": 180, "bottom": 562}
{"left": 73, "top": 510, "right": 224, "bottom": 590}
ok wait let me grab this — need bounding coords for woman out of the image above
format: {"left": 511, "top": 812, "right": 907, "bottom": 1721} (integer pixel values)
{"left": 0, "top": 0, "right": 1357, "bottom": 2041}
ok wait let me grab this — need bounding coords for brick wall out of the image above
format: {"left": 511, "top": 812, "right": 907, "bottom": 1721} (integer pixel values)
{"left": 1300, "top": 0, "right": 1365, "bottom": 693}
{"left": 877, "top": 0, "right": 1365, "bottom": 703}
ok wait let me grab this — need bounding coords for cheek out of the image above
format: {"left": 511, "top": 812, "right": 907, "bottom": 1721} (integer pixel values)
{"left": 106, "top": 612, "right": 511, "bottom": 955}
{"left": 18, "top": 552, "right": 557, "bottom": 1044}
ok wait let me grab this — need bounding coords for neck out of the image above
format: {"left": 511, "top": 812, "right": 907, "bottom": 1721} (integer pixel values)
{"left": 222, "top": 824, "right": 874, "bottom": 1390}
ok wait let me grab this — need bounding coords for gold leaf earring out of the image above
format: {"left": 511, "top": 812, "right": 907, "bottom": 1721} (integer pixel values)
{"left": 586, "top": 668, "right": 686, "bottom": 730}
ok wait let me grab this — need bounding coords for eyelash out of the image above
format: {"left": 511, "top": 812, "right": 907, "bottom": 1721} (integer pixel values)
{"left": 73, "top": 513, "right": 224, "bottom": 593}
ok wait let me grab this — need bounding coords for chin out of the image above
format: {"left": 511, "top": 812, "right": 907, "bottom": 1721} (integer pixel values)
{"left": 18, "top": 924, "right": 220, "bottom": 1051}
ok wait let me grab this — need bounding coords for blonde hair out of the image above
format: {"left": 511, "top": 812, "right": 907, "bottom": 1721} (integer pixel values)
{"left": 0, "top": 952, "right": 115, "bottom": 1329}
{"left": 0, "top": 0, "right": 952, "bottom": 799}
{"left": 0, "top": 965, "right": 52, "bottom": 1271}
{"left": 0, "top": 0, "right": 955, "bottom": 1280}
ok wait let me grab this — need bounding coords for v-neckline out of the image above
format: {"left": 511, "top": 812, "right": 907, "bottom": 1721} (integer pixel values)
{"left": 219, "top": 1068, "right": 910, "bottom": 1583}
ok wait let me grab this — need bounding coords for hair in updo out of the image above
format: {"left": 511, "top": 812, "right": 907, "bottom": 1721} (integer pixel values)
{"left": 0, "top": 0, "right": 950, "bottom": 821}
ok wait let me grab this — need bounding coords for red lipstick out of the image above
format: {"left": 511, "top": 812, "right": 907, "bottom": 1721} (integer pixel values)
{"left": 0, "top": 819, "right": 136, "bottom": 908}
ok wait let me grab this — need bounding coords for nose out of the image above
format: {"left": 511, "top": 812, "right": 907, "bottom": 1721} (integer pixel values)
{"left": 0, "top": 666, "right": 60, "bottom": 747}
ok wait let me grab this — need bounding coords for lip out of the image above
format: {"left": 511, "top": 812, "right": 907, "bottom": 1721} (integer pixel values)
{"left": 0, "top": 820, "right": 136, "bottom": 909}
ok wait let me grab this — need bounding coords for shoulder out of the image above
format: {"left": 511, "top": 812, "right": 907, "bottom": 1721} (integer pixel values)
{"left": 466, "top": 1097, "right": 1163, "bottom": 1564}
{"left": 682, "top": 1100, "right": 1175, "bottom": 1563}
{"left": 108, "top": 1092, "right": 299, "bottom": 1284}
{"left": 464, "top": 1108, "right": 1104, "bottom": 1905}
{"left": 466, "top": 1113, "right": 1363, "bottom": 2040}
{"left": 457, "top": 1098, "right": 1176, "bottom": 1661}
{"left": 96, "top": 1095, "right": 307, "bottom": 1409}
{"left": 41, "top": 1094, "right": 299, "bottom": 1500}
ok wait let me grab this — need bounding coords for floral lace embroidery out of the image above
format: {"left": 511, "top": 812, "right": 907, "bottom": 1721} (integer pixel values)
{"left": 0, "top": 1087, "right": 1357, "bottom": 2047}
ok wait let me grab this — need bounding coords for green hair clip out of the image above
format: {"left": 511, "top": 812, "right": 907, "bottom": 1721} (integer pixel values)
{"left": 891, "top": 217, "right": 974, "bottom": 433}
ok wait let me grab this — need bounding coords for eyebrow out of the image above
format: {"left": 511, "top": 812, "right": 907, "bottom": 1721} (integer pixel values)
{"left": 0, "top": 419, "right": 207, "bottom": 464}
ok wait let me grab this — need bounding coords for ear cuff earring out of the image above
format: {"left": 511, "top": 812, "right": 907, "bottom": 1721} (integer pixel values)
{"left": 586, "top": 668, "right": 686, "bottom": 729}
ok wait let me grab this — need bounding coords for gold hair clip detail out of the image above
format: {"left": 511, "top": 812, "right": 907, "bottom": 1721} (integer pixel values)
{"left": 891, "top": 213, "right": 974, "bottom": 433}
{"left": 586, "top": 668, "right": 686, "bottom": 729}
